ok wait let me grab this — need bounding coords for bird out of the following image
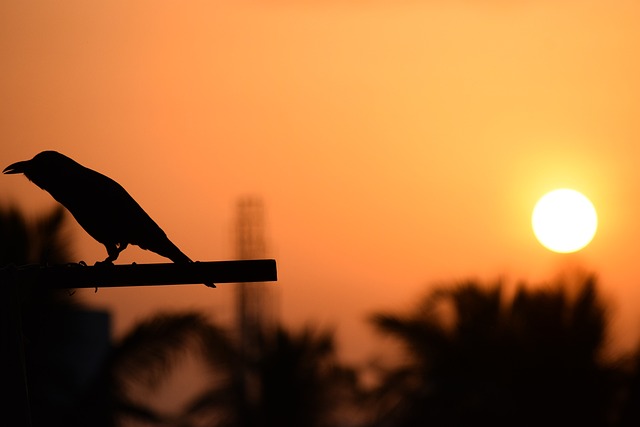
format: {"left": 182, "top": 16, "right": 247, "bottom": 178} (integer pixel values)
{"left": 3, "top": 151, "right": 214, "bottom": 286}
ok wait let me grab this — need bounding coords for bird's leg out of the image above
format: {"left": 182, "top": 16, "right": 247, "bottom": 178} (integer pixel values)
{"left": 97, "top": 245, "right": 117, "bottom": 265}
{"left": 97, "top": 242, "right": 129, "bottom": 265}
{"left": 116, "top": 242, "right": 129, "bottom": 258}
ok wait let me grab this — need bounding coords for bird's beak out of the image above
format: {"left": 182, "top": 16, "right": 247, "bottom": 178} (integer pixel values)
{"left": 3, "top": 160, "right": 28, "bottom": 175}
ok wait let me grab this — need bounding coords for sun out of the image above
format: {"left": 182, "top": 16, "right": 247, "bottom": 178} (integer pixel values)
{"left": 531, "top": 189, "right": 598, "bottom": 253}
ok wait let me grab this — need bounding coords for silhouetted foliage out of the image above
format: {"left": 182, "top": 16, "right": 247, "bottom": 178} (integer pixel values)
{"left": 617, "top": 348, "right": 640, "bottom": 427}
{"left": 368, "top": 277, "right": 625, "bottom": 427}
{"left": 106, "top": 313, "right": 363, "bottom": 427}
{"left": 239, "top": 324, "right": 362, "bottom": 427}
{"left": 0, "top": 204, "right": 110, "bottom": 427}
{"left": 0, "top": 204, "right": 76, "bottom": 332}
{"left": 97, "top": 276, "right": 640, "bottom": 427}
{"left": 0, "top": 204, "right": 71, "bottom": 267}
{"left": 108, "top": 312, "right": 238, "bottom": 427}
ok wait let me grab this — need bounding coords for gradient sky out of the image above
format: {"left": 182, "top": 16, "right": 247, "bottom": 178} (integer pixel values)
{"left": 2, "top": 0, "right": 640, "bottom": 364}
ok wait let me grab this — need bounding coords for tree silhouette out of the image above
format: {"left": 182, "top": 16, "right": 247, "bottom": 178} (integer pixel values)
{"left": 106, "top": 312, "right": 363, "bottom": 427}
{"left": 616, "top": 338, "right": 640, "bottom": 426}
{"left": 0, "top": 204, "right": 72, "bottom": 267}
{"left": 239, "top": 324, "right": 362, "bottom": 427}
{"left": 369, "top": 277, "right": 624, "bottom": 427}
{"left": 0, "top": 204, "right": 109, "bottom": 427}
{"left": 107, "top": 311, "right": 238, "bottom": 427}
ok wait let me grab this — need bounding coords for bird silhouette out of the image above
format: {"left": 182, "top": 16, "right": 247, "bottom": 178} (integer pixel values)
{"left": 3, "top": 151, "right": 203, "bottom": 273}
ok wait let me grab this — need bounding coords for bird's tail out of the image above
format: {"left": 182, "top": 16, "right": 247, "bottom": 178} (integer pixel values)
{"left": 147, "top": 236, "right": 192, "bottom": 264}
{"left": 150, "top": 238, "right": 215, "bottom": 287}
{"left": 166, "top": 244, "right": 193, "bottom": 264}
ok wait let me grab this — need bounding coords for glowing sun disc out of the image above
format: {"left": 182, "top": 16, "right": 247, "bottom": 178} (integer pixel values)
{"left": 532, "top": 189, "right": 598, "bottom": 253}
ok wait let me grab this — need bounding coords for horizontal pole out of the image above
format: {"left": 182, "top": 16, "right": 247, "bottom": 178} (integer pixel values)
{"left": 0, "top": 259, "right": 277, "bottom": 289}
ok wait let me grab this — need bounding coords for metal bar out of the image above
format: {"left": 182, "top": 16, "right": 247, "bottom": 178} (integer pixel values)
{"left": 1, "top": 259, "right": 277, "bottom": 289}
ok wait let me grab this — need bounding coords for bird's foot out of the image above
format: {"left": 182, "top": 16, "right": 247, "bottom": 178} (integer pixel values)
{"left": 63, "top": 261, "right": 87, "bottom": 267}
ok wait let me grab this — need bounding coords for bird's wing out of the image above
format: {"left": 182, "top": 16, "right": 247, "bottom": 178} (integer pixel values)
{"left": 78, "top": 169, "right": 192, "bottom": 263}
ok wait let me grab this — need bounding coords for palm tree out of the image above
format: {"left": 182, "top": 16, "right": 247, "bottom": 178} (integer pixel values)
{"left": 107, "top": 313, "right": 363, "bottom": 427}
{"left": 108, "top": 311, "right": 238, "bottom": 427}
{"left": 242, "top": 324, "right": 362, "bottom": 427}
{"left": 368, "top": 277, "right": 623, "bottom": 427}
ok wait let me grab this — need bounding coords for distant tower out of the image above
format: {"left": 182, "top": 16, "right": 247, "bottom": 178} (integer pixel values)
{"left": 234, "top": 196, "right": 275, "bottom": 340}
{"left": 233, "top": 196, "right": 274, "bottom": 427}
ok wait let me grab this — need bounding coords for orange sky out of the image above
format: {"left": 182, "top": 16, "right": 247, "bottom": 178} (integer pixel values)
{"left": 2, "top": 0, "right": 640, "bottom": 364}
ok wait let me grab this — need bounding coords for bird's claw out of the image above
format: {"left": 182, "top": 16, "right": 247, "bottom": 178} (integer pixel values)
{"left": 64, "top": 261, "right": 87, "bottom": 267}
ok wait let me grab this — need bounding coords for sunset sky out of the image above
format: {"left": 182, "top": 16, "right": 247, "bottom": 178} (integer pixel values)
{"left": 2, "top": 0, "right": 640, "bottom": 364}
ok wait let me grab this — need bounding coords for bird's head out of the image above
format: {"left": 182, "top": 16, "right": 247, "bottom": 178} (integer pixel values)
{"left": 3, "top": 151, "right": 76, "bottom": 189}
